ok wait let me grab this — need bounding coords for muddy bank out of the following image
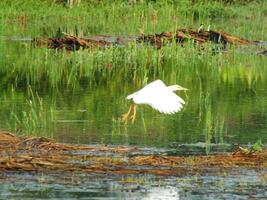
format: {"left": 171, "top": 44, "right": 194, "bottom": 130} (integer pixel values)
{"left": 32, "top": 28, "right": 254, "bottom": 50}
{"left": 0, "top": 131, "right": 266, "bottom": 176}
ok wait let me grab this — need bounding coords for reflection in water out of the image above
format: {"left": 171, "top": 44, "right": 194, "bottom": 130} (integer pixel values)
{"left": 0, "top": 0, "right": 266, "bottom": 149}
{"left": 142, "top": 186, "right": 179, "bottom": 200}
{"left": 0, "top": 57, "right": 266, "bottom": 147}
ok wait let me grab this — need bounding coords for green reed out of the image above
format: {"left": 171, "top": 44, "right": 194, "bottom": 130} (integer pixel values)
{"left": 0, "top": 86, "right": 55, "bottom": 137}
{"left": 0, "top": 40, "right": 266, "bottom": 143}
{"left": 0, "top": 0, "right": 266, "bottom": 38}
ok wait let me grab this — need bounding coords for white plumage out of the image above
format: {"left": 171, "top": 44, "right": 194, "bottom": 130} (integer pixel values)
{"left": 122, "top": 80, "right": 188, "bottom": 123}
{"left": 127, "top": 80, "right": 185, "bottom": 114}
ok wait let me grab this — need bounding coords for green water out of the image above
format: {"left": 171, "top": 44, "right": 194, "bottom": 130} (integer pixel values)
{"left": 0, "top": 1, "right": 267, "bottom": 149}
{"left": 0, "top": 41, "right": 266, "bottom": 148}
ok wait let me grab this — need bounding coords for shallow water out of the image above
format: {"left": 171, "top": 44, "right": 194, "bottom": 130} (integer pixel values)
{"left": 2, "top": 74, "right": 267, "bottom": 148}
{"left": 0, "top": 167, "right": 266, "bottom": 200}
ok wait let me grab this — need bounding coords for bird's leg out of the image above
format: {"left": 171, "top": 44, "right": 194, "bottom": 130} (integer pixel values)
{"left": 121, "top": 104, "right": 133, "bottom": 122}
{"left": 129, "top": 104, "right": 137, "bottom": 124}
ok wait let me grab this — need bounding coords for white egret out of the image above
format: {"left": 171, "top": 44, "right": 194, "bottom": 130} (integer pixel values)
{"left": 122, "top": 80, "right": 188, "bottom": 123}
{"left": 207, "top": 24, "right": 211, "bottom": 32}
{"left": 198, "top": 24, "right": 211, "bottom": 32}
{"left": 197, "top": 23, "right": 204, "bottom": 33}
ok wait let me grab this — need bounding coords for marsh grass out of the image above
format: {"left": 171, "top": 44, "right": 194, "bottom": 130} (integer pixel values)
{"left": 0, "top": 40, "right": 266, "bottom": 145}
{"left": 0, "top": 86, "right": 55, "bottom": 137}
{"left": 0, "top": 0, "right": 267, "bottom": 38}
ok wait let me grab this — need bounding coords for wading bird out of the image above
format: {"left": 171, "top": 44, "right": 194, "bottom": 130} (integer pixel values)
{"left": 197, "top": 23, "right": 204, "bottom": 33}
{"left": 122, "top": 80, "right": 188, "bottom": 123}
{"left": 198, "top": 24, "right": 211, "bottom": 32}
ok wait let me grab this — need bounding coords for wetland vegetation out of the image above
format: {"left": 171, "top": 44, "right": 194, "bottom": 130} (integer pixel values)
{"left": 0, "top": 0, "right": 267, "bottom": 199}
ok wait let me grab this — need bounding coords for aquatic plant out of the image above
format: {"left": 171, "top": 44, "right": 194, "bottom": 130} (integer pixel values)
{"left": 2, "top": 87, "right": 55, "bottom": 137}
{"left": 251, "top": 139, "right": 263, "bottom": 152}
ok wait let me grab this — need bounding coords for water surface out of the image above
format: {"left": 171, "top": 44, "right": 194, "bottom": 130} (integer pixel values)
{"left": 0, "top": 168, "right": 266, "bottom": 200}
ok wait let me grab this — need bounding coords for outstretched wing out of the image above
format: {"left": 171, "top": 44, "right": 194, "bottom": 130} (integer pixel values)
{"left": 130, "top": 80, "right": 185, "bottom": 114}
{"left": 148, "top": 89, "right": 185, "bottom": 114}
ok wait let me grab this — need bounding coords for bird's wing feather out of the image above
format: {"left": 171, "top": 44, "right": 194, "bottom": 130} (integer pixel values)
{"left": 148, "top": 90, "right": 185, "bottom": 114}
{"left": 126, "top": 80, "right": 165, "bottom": 100}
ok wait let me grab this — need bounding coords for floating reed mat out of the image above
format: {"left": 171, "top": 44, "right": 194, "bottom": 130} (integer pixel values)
{"left": 0, "top": 131, "right": 266, "bottom": 176}
{"left": 32, "top": 33, "right": 112, "bottom": 51}
{"left": 138, "top": 28, "right": 252, "bottom": 48}
{"left": 32, "top": 28, "right": 253, "bottom": 50}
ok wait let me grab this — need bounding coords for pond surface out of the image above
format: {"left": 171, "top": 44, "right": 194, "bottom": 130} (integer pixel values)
{"left": 0, "top": 168, "right": 266, "bottom": 200}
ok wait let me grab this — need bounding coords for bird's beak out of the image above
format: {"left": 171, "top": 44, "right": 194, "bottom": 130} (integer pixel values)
{"left": 178, "top": 86, "right": 189, "bottom": 91}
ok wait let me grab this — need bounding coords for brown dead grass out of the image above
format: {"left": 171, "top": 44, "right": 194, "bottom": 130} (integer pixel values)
{"left": 33, "top": 33, "right": 112, "bottom": 50}
{"left": 138, "top": 28, "right": 251, "bottom": 48}
{"left": 32, "top": 28, "right": 252, "bottom": 50}
{"left": 0, "top": 131, "right": 266, "bottom": 176}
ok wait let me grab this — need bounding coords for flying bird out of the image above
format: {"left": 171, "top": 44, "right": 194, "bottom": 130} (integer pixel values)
{"left": 122, "top": 80, "right": 188, "bottom": 123}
